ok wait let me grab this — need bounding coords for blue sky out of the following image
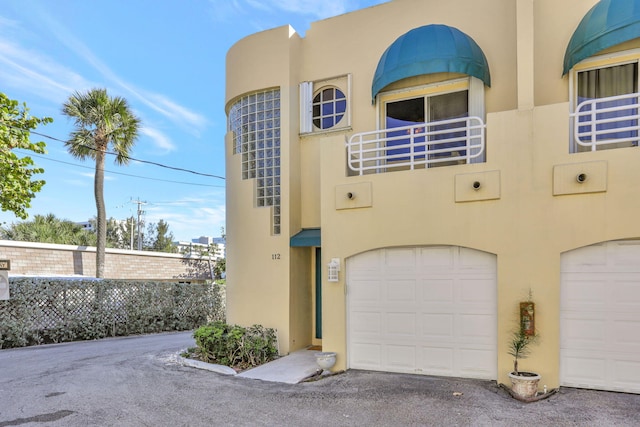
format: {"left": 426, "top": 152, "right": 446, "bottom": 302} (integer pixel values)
{"left": 0, "top": 0, "right": 388, "bottom": 242}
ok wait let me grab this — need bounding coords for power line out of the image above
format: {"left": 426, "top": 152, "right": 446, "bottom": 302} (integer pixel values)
{"left": 3, "top": 122, "right": 225, "bottom": 180}
{"left": 16, "top": 149, "right": 224, "bottom": 188}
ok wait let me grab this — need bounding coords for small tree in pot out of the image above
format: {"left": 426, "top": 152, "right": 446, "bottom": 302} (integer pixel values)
{"left": 507, "top": 299, "right": 541, "bottom": 400}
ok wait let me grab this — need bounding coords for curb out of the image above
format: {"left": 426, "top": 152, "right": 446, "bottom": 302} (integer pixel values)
{"left": 177, "top": 354, "right": 237, "bottom": 376}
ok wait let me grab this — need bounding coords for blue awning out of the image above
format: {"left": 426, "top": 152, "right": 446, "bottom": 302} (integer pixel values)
{"left": 290, "top": 228, "right": 321, "bottom": 247}
{"left": 372, "top": 24, "right": 491, "bottom": 101}
{"left": 563, "top": 0, "right": 640, "bottom": 75}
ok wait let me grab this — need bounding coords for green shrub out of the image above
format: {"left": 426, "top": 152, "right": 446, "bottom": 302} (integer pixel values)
{"left": 193, "top": 321, "right": 278, "bottom": 370}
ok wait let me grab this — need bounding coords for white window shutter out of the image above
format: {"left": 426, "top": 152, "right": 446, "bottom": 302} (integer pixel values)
{"left": 469, "top": 76, "right": 485, "bottom": 119}
{"left": 468, "top": 76, "right": 486, "bottom": 163}
{"left": 300, "top": 81, "right": 313, "bottom": 133}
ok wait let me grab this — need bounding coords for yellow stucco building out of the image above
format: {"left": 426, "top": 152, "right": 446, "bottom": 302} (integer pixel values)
{"left": 224, "top": 0, "right": 640, "bottom": 394}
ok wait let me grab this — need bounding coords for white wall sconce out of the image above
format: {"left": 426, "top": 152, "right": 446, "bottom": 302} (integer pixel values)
{"left": 327, "top": 258, "right": 340, "bottom": 282}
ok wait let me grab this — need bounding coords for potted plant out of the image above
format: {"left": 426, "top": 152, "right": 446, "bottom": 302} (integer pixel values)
{"left": 507, "top": 299, "right": 541, "bottom": 400}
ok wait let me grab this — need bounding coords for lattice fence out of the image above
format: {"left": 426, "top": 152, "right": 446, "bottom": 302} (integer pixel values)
{"left": 0, "top": 278, "right": 225, "bottom": 349}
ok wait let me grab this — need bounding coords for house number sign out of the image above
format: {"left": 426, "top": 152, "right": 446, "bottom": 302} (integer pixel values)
{"left": 0, "top": 260, "right": 10, "bottom": 270}
{"left": 271, "top": 253, "right": 281, "bottom": 260}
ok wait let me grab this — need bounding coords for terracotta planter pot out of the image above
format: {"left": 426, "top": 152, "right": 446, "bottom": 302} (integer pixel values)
{"left": 508, "top": 371, "right": 541, "bottom": 399}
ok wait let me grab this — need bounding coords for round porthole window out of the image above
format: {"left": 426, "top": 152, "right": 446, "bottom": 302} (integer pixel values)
{"left": 312, "top": 87, "right": 346, "bottom": 129}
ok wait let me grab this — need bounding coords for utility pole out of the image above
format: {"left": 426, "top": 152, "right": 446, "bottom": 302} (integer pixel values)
{"left": 130, "top": 217, "right": 134, "bottom": 250}
{"left": 131, "top": 198, "right": 146, "bottom": 251}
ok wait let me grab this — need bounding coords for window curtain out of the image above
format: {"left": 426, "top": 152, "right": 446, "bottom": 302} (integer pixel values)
{"left": 578, "top": 63, "right": 637, "bottom": 100}
{"left": 577, "top": 63, "right": 638, "bottom": 144}
{"left": 428, "top": 91, "right": 468, "bottom": 159}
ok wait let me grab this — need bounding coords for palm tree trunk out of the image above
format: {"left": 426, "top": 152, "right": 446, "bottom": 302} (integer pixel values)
{"left": 94, "top": 147, "right": 107, "bottom": 278}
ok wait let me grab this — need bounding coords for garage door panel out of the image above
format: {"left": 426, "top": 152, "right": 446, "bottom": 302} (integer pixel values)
{"left": 561, "top": 317, "right": 606, "bottom": 348}
{"left": 418, "top": 247, "right": 455, "bottom": 268}
{"left": 350, "top": 279, "right": 381, "bottom": 303}
{"left": 460, "top": 314, "right": 495, "bottom": 341}
{"left": 459, "top": 348, "right": 495, "bottom": 378}
{"left": 614, "top": 360, "right": 640, "bottom": 388}
{"left": 349, "top": 250, "right": 383, "bottom": 271}
{"left": 387, "top": 312, "right": 416, "bottom": 336}
{"left": 420, "top": 346, "right": 454, "bottom": 374}
{"left": 387, "top": 345, "right": 416, "bottom": 369}
{"left": 459, "top": 278, "right": 496, "bottom": 306}
{"left": 562, "top": 243, "right": 606, "bottom": 268}
{"left": 422, "top": 313, "right": 454, "bottom": 337}
{"left": 562, "top": 353, "right": 608, "bottom": 386}
{"left": 386, "top": 280, "right": 417, "bottom": 301}
{"left": 615, "top": 281, "right": 640, "bottom": 308}
{"left": 561, "top": 240, "right": 640, "bottom": 394}
{"left": 421, "top": 279, "right": 454, "bottom": 303}
{"left": 350, "top": 343, "right": 382, "bottom": 369}
{"left": 350, "top": 311, "right": 381, "bottom": 334}
{"left": 612, "top": 320, "right": 640, "bottom": 351}
{"left": 386, "top": 248, "right": 417, "bottom": 267}
{"left": 613, "top": 241, "right": 640, "bottom": 267}
{"left": 348, "top": 246, "right": 497, "bottom": 379}
{"left": 562, "top": 278, "right": 608, "bottom": 311}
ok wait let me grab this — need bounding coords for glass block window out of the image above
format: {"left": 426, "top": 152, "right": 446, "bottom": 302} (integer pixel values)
{"left": 228, "top": 88, "right": 281, "bottom": 235}
{"left": 313, "top": 86, "right": 346, "bottom": 129}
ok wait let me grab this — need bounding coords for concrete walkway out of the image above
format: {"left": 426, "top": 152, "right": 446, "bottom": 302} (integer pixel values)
{"left": 237, "top": 348, "right": 323, "bottom": 384}
{"left": 179, "top": 347, "right": 326, "bottom": 384}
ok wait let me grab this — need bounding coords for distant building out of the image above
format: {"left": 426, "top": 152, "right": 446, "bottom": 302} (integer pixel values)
{"left": 76, "top": 221, "right": 94, "bottom": 232}
{"left": 173, "top": 236, "right": 225, "bottom": 259}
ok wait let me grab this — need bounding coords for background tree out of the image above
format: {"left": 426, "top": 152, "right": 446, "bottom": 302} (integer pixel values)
{"left": 90, "top": 216, "right": 137, "bottom": 250}
{"left": 146, "top": 219, "right": 176, "bottom": 253}
{"left": 0, "top": 213, "right": 96, "bottom": 246}
{"left": 216, "top": 226, "right": 226, "bottom": 279}
{"left": 0, "top": 93, "right": 52, "bottom": 219}
{"left": 62, "top": 89, "right": 140, "bottom": 278}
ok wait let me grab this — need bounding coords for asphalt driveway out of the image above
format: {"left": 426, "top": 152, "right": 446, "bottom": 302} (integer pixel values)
{"left": 0, "top": 331, "right": 639, "bottom": 426}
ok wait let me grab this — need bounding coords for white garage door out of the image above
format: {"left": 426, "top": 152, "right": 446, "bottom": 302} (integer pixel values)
{"left": 347, "top": 246, "right": 497, "bottom": 379}
{"left": 561, "top": 240, "right": 640, "bottom": 394}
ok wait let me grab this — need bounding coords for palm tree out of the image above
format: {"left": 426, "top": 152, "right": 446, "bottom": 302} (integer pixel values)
{"left": 0, "top": 213, "right": 96, "bottom": 246}
{"left": 62, "top": 88, "right": 140, "bottom": 278}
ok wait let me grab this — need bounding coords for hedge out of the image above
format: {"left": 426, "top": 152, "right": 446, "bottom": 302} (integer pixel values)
{"left": 0, "top": 277, "right": 225, "bottom": 349}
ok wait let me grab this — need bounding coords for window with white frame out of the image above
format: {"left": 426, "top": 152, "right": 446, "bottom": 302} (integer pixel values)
{"left": 379, "top": 77, "right": 485, "bottom": 168}
{"left": 313, "top": 86, "right": 346, "bottom": 130}
{"left": 571, "top": 53, "right": 640, "bottom": 153}
{"left": 300, "top": 75, "right": 351, "bottom": 134}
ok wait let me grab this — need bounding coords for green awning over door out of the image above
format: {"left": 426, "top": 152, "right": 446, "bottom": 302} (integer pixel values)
{"left": 290, "top": 228, "right": 321, "bottom": 247}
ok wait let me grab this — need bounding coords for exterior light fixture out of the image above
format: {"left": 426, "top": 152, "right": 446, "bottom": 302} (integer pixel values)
{"left": 327, "top": 258, "right": 340, "bottom": 282}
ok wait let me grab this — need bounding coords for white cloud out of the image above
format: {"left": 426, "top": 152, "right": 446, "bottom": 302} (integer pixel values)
{"left": 142, "top": 191, "right": 226, "bottom": 241}
{"left": 0, "top": 40, "right": 91, "bottom": 103}
{"left": 1, "top": 7, "right": 208, "bottom": 135}
{"left": 139, "top": 127, "right": 176, "bottom": 154}
{"left": 136, "top": 91, "right": 209, "bottom": 133}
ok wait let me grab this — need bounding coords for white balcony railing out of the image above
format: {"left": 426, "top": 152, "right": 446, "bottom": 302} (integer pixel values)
{"left": 346, "top": 116, "right": 485, "bottom": 175}
{"left": 572, "top": 92, "right": 640, "bottom": 151}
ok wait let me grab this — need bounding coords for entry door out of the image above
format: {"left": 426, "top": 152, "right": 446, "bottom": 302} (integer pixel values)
{"left": 315, "top": 247, "right": 322, "bottom": 339}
